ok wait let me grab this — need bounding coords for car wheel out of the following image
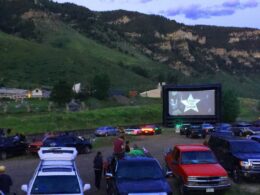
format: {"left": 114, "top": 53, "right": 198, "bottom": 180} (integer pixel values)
{"left": 232, "top": 167, "right": 240, "bottom": 183}
{"left": 105, "top": 133, "right": 108, "bottom": 137}
{"left": 0, "top": 151, "right": 7, "bottom": 160}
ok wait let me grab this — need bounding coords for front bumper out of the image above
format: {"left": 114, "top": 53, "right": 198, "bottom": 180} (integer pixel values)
{"left": 184, "top": 184, "right": 231, "bottom": 191}
{"left": 241, "top": 170, "right": 260, "bottom": 177}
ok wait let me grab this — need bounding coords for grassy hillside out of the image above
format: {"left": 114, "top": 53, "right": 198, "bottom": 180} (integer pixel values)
{"left": 0, "top": 104, "right": 161, "bottom": 134}
{"left": 0, "top": 29, "right": 169, "bottom": 91}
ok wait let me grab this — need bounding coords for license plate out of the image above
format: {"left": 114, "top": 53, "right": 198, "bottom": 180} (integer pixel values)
{"left": 198, "top": 134, "right": 202, "bottom": 136}
{"left": 206, "top": 188, "right": 214, "bottom": 193}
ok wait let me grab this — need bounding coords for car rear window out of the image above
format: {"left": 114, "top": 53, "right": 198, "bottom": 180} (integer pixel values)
{"left": 31, "top": 175, "right": 80, "bottom": 194}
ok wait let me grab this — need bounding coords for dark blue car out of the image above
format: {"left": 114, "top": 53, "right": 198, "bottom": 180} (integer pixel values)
{"left": 105, "top": 150, "right": 172, "bottom": 195}
{"left": 43, "top": 135, "right": 92, "bottom": 154}
{"left": 207, "top": 134, "right": 260, "bottom": 182}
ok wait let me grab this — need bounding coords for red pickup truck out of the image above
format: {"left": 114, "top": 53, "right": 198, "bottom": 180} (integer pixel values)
{"left": 165, "top": 144, "right": 230, "bottom": 195}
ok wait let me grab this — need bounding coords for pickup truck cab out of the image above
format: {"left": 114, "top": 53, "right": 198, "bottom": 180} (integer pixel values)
{"left": 165, "top": 144, "right": 230, "bottom": 195}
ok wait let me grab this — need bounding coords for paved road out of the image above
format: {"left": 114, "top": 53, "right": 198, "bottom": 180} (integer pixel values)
{"left": 1, "top": 132, "right": 260, "bottom": 195}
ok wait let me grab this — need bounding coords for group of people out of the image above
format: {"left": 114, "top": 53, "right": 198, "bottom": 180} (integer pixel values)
{"left": 93, "top": 134, "right": 132, "bottom": 191}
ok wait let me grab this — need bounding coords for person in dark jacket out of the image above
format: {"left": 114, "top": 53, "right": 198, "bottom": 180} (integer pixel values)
{"left": 0, "top": 166, "right": 13, "bottom": 195}
{"left": 93, "top": 151, "right": 103, "bottom": 190}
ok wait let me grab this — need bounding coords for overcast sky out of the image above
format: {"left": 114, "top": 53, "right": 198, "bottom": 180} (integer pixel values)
{"left": 55, "top": 0, "right": 260, "bottom": 29}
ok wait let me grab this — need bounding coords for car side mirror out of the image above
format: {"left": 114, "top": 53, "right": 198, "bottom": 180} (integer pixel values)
{"left": 83, "top": 184, "right": 91, "bottom": 191}
{"left": 21, "top": 184, "right": 28, "bottom": 192}
{"left": 172, "top": 160, "right": 179, "bottom": 165}
{"left": 106, "top": 172, "right": 113, "bottom": 179}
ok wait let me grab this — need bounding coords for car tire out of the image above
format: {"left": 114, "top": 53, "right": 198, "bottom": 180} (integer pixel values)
{"left": 0, "top": 151, "right": 7, "bottom": 160}
{"left": 232, "top": 166, "right": 240, "bottom": 183}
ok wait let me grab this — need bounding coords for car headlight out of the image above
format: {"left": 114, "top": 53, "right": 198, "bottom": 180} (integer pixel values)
{"left": 186, "top": 176, "right": 197, "bottom": 185}
{"left": 240, "top": 161, "right": 252, "bottom": 169}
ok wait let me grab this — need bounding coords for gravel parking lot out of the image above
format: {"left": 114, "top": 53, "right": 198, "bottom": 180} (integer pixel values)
{"left": 1, "top": 131, "right": 260, "bottom": 195}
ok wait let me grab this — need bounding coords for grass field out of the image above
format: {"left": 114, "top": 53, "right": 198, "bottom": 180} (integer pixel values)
{"left": 0, "top": 97, "right": 259, "bottom": 135}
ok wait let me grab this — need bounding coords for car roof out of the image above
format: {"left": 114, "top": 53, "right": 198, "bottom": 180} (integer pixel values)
{"left": 37, "top": 147, "right": 78, "bottom": 176}
{"left": 175, "top": 144, "right": 210, "bottom": 152}
{"left": 210, "top": 134, "right": 256, "bottom": 143}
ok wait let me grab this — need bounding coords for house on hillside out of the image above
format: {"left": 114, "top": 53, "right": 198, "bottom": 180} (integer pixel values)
{"left": 0, "top": 88, "right": 29, "bottom": 100}
{"left": 140, "top": 82, "right": 166, "bottom": 98}
{"left": 72, "top": 83, "right": 81, "bottom": 94}
{"left": 31, "top": 88, "right": 43, "bottom": 98}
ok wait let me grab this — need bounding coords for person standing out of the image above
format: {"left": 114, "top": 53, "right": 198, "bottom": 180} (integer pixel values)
{"left": 125, "top": 140, "right": 130, "bottom": 153}
{"left": 0, "top": 166, "right": 13, "bottom": 195}
{"left": 113, "top": 135, "right": 125, "bottom": 159}
{"left": 93, "top": 151, "right": 103, "bottom": 190}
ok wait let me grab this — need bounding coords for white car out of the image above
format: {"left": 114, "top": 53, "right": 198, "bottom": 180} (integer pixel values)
{"left": 21, "top": 147, "right": 91, "bottom": 195}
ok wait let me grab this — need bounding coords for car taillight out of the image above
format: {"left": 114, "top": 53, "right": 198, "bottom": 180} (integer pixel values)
{"left": 142, "top": 128, "right": 154, "bottom": 132}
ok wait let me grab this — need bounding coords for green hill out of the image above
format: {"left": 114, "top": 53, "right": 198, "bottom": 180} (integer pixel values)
{"left": 0, "top": 0, "right": 260, "bottom": 98}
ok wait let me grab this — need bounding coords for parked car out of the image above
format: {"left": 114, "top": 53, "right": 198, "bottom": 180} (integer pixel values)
{"left": 43, "top": 135, "right": 92, "bottom": 154}
{"left": 165, "top": 144, "right": 230, "bottom": 195}
{"left": 202, "top": 123, "right": 215, "bottom": 134}
{"left": 21, "top": 147, "right": 91, "bottom": 195}
{"left": 205, "top": 133, "right": 260, "bottom": 182}
{"left": 28, "top": 134, "right": 56, "bottom": 154}
{"left": 105, "top": 148, "right": 172, "bottom": 195}
{"left": 186, "top": 124, "right": 206, "bottom": 138}
{"left": 231, "top": 121, "right": 252, "bottom": 136}
{"left": 124, "top": 126, "right": 142, "bottom": 135}
{"left": 248, "top": 134, "right": 260, "bottom": 143}
{"left": 94, "top": 126, "right": 118, "bottom": 137}
{"left": 0, "top": 136, "right": 28, "bottom": 160}
{"left": 180, "top": 124, "right": 191, "bottom": 135}
{"left": 213, "top": 123, "right": 233, "bottom": 136}
{"left": 28, "top": 139, "right": 44, "bottom": 154}
{"left": 243, "top": 127, "right": 260, "bottom": 136}
{"left": 141, "top": 125, "right": 162, "bottom": 135}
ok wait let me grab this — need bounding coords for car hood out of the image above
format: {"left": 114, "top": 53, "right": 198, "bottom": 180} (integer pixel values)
{"left": 233, "top": 153, "right": 260, "bottom": 161}
{"left": 116, "top": 179, "right": 171, "bottom": 194}
{"left": 182, "top": 164, "right": 227, "bottom": 177}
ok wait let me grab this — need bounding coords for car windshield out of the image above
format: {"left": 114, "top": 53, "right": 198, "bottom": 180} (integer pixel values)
{"left": 31, "top": 175, "right": 80, "bottom": 194}
{"left": 231, "top": 141, "right": 260, "bottom": 153}
{"left": 181, "top": 151, "right": 217, "bottom": 164}
{"left": 116, "top": 160, "right": 163, "bottom": 180}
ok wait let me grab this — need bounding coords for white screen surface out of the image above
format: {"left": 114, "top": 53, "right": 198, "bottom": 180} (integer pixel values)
{"left": 168, "top": 90, "right": 215, "bottom": 116}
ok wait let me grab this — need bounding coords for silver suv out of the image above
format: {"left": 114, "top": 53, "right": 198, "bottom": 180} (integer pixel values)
{"left": 21, "top": 147, "right": 91, "bottom": 195}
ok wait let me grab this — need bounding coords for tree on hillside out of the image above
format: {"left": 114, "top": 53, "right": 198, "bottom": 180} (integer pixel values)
{"left": 50, "top": 81, "right": 73, "bottom": 106}
{"left": 222, "top": 90, "right": 240, "bottom": 122}
{"left": 91, "top": 73, "right": 110, "bottom": 100}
